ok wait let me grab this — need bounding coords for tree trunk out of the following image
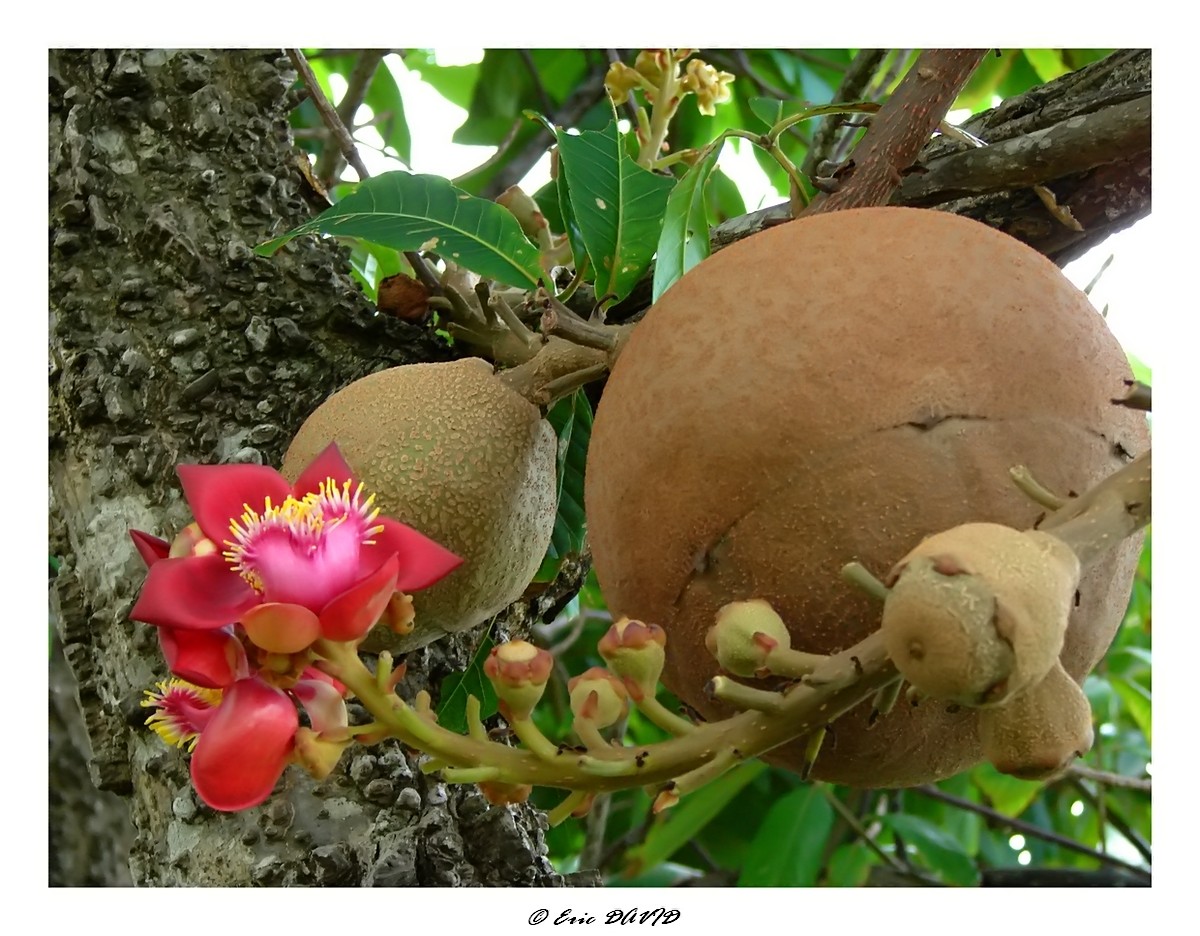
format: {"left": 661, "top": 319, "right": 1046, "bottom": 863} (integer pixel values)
{"left": 48, "top": 49, "right": 584, "bottom": 887}
{"left": 48, "top": 48, "right": 1150, "bottom": 886}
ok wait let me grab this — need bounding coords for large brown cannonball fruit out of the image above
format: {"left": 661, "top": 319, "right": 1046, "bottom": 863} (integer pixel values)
{"left": 585, "top": 207, "right": 1148, "bottom": 787}
{"left": 283, "top": 358, "right": 558, "bottom": 651}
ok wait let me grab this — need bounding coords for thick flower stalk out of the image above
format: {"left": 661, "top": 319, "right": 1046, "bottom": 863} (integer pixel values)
{"left": 130, "top": 443, "right": 462, "bottom": 811}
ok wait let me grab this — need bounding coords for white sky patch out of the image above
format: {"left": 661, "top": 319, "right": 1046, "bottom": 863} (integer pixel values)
{"left": 379, "top": 55, "right": 496, "bottom": 179}
{"left": 719, "top": 138, "right": 780, "bottom": 212}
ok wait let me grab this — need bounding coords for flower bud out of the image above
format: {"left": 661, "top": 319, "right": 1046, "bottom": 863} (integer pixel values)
{"left": 604, "top": 61, "right": 643, "bottom": 106}
{"left": 382, "top": 591, "right": 415, "bottom": 636}
{"left": 292, "top": 726, "right": 351, "bottom": 781}
{"left": 168, "top": 521, "right": 219, "bottom": 558}
{"left": 598, "top": 617, "right": 666, "bottom": 701}
{"left": 477, "top": 779, "right": 533, "bottom": 807}
{"left": 680, "top": 59, "right": 735, "bottom": 116}
{"left": 568, "top": 667, "right": 629, "bottom": 728}
{"left": 483, "top": 640, "right": 554, "bottom": 721}
{"left": 705, "top": 599, "right": 791, "bottom": 677}
{"left": 634, "top": 50, "right": 669, "bottom": 87}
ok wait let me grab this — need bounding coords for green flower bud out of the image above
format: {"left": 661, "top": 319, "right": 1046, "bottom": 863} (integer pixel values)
{"left": 568, "top": 666, "right": 629, "bottom": 728}
{"left": 598, "top": 617, "right": 666, "bottom": 701}
{"left": 484, "top": 640, "right": 554, "bottom": 721}
{"left": 705, "top": 599, "right": 792, "bottom": 677}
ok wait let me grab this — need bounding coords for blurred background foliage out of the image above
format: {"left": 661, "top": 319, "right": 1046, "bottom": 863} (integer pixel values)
{"left": 287, "top": 48, "right": 1150, "bottom": 886}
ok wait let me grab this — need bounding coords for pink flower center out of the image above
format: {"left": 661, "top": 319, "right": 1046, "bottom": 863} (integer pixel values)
{"left": 142, "top": 679, "right": 223, "bottom": 751}
{"left": 223, "top": 478, "right": 385, "bottom": 611}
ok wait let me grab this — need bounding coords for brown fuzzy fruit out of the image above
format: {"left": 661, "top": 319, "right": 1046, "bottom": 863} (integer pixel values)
{"left": 979, "top": 661, "right": 1094, "bottom": 780}
{"left": 282, "top": 359, "right": 557, "bottom": 651}
{"left": 585, "top": 207, "right": 1147, "bottom": 787}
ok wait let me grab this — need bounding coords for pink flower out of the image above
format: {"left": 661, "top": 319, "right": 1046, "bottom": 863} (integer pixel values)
{"left": 130, "top": 443, "right": 462, "bottom": 647}
{"left": 128, "top": 444, "right": 461, "bottom": 811}
{"left": 143, "top": 676, "right": 310, "bottom": 811}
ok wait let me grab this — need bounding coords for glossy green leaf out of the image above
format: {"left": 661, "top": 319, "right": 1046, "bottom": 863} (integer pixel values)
{"left": 555, "top": 149, "right": 590, "bottom": 273}
{"left": 825, "top": 842, "right": 877, "bottom": 886}
{"left": 255, "top": 171, "right": 543, "bottom": 289}
{"left": 436, "top": 629, "right": 498, "bottom": 734}
{"left": 556, "top": 118, "right": 675, "bottom": 303}
{"left": 653, "top": 146, "right": 720, "bottom": 302}
{"left": 622, "top": 760, "right": 767, "bottom": 876}
{"left": 535, "top": 390, "right": 592, "bottom": 582}
{"left": 882, "top": 813, "right": 979, "bottom": 886}
{"left": 972, "top": 761, "right": 1043, "bottom": 817}
{"left": 348, "top": 242, "right": 408, "bottom": 304}
{"left": 738, "top": 785, "right": 835, "bottom": 886}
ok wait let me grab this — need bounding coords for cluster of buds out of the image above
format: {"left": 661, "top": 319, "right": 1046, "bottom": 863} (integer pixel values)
{"left": 131, "top": 443, "right": 463, "bottom": 811}
{"left": 604, "top": 50, "right": 735, "bottom": 166}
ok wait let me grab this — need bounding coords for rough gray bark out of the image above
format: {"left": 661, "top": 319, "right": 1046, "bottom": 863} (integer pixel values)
{"left": 48, "top": 49, "right": 586, "bottom": 887}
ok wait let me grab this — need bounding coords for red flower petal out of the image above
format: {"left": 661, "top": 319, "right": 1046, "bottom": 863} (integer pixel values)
{"left": 242, "top": 603, "right": 322, "bottom": 654}
{"left": 130, "top": 530, "right": 170, "bottom": 568}
{"left": 130, "top": 554, "right": 260, "bottom": 630}
{"left": 369, "top": 517, "right": 463, "bottom": 592}
{"left": 318, "top": 553, "right": 399, "bottom": 642}
{"left": 176, "top": 462, "right": 291, "bottom": 545}
{"left": 293, "top": 679, "right": 349, "bottom": 734}
{"left": 158, "top": 626, "right": 248, "bottom": 689}
{"left": 298, "top": 665, "right": 347, "bottom": 697}
{"left": 190, "top": 678, "right": 298, "bottom": 812}
{"left": 291, "top": 442, "right": 357, "bottom": 498}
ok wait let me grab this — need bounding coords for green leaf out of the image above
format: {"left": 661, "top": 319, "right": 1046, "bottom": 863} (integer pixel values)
{"left": 404, "top": 50, "right": 480, "bottom": 110}
{"left": 255, "top": 171, "right": 543, "bottom": 289}
{"left": 535, "top": 390, "right": 592, "bottom": 582}
{"left": 738, "top": 785, "right": 835, "bottom": 886}
{"left": 653, "top": 145, "right": 720, "bottom": 302}
{"left": 825, "top": 842, "right": 877, "bottom": 886}
{"left": 363, "top": 63, "right": 412, "bottom": 166}
{"left": 554, "top": 149, "right": 591, "bottom": 273}
{"left": 622, "top": 760, "right": 767, "bottom": 876}
{"left": 610, "top": 862, "right": 704, "bottom": 887}
{"left": 1112, "top": 675, "right": 1152, "bottom": 745}
{"left": 1022, "top": 49, "right": 1070, "bottom": 84}
{"left": 882, "top": 813, "right": 979, "bottom": 886}
{"left": 436, "top": 628, "right": 498, "bottom": 734}
{"left": 705, "top": 166, "right": 747, "bottom": 223}
{"left": 972, "top": 761, "right": 1043, "bottom": 817}
{"left": 556, "top": 117, "right": 675, "bottom": 303}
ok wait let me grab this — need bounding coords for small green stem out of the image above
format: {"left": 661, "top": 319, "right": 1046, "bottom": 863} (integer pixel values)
{"left": 548, "top": 790, "right": 591, "bottom": 826}
{"left": 466, "top": 695, "right": 488, "bottom": 744}
{"left": 440, "top": 765, "right": 501, "bottom": 784}
{"left": 511, "top": 717, "right": 563, "bottom": 762}
{"left": 574, "top": 717, "right": 619, "bottom": 757}
{"left": 841, "top": 562, "right": 891, "bottom": 602}
{"left": 708, "top": 676, "right": 785, "bottom": 714}
{"left": 636, "top": 696, "right": 697, "bottom": 736}
{"left": 764, "top": 646, "right": 827, "bottom": 678}
{"left": 375, "top": 651, "right": 393, "bottom": 693}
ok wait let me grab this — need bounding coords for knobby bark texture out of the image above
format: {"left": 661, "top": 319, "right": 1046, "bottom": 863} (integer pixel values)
{"left": 48, "top": 49, "right": 589, "bottom": 887}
